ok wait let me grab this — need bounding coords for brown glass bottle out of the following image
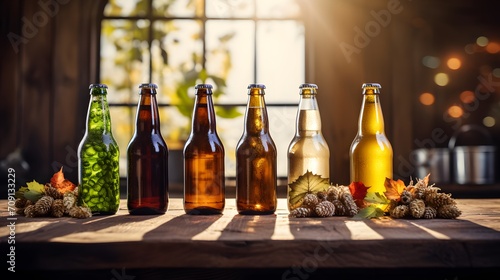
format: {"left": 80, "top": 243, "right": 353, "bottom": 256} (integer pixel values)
{"left": 236, "top": 84, "right": 277, "bottom": 215}
{"left": 350, "top": 83, "right": 393, "bottom": 194}
{"left": 183, "top": 84, "right": 225, "bottom": 215}
{"left": 127, "top": 83, "right": 169, "bottom": 215}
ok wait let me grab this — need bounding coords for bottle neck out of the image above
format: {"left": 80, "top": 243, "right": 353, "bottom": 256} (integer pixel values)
{"left": 296, "top": 94, "right": 322, "bottom": 135}
{"left": 135, "top": 91, "right": 161, "bottom": 134}
{"left": 86, "top": 94, "right": 112, "bottom": 134}
{"left": 191, "top": 90, "right": 216, "bottom": 134}
{"left": 244, "top": 90, "right": 269, "bottom": 134}
{"left": 357, "top": 93, "right": 385, "bottom": 135}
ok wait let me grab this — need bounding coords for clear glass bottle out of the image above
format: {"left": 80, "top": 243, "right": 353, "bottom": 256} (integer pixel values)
{"left": 78, "top": 84, "right": 120, "bottom": 215}
{"left": 236, "top": 84, "right": 277, "bottom": 215}
{"left": 127, "top": 83, "right": 169, "bottom": 215}
{"left": 183, "top": 84, "right": 225, "bottom": 215}
{"left": 287, "top": 83, "right": 330, "bottom": 210}
{"left": 350, "top": 83, "right": 393, "bottom": 194}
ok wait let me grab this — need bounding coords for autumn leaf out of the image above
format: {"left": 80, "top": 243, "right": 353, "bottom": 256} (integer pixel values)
{"left": 23, "top": 180, "right": 45, "bottom": 202}
{"left": 288, "top": 171, "right": 330, "bottom": 209}
{"left": 354, "top": 204, "right": 385, "bottom": 219}
{"left": 349, "top": 181, "right": 370, "bottom": 207}
{"left": 383, "top": 177, "right": 406, "bottom": 201}
{"left": 50, "top": 167, "right": 77, "bottom": 194}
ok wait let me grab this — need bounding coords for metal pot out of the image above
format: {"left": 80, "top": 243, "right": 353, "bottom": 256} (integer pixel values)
{"left": 449, "top": 125, "right": 497, "bottom": 185}
{"left": 414, "top": 148, "right": 450, "bottom": 183}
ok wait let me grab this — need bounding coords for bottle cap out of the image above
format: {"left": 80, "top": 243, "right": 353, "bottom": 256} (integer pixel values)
{"left": 195, "top": 84, "right": 213, "bottom": 89}
{"left": 139, "top": 83, "right": 158, "bottom": 89}
{"left": 299, "top": 83, "right": 318, "bottom": 89}
{"left": 89, "top": 83, "right": 108, "bottom": 89}
{"left": 247, "top": 83, "right": 266, "bottom": 89}
{"left": 362, "top": 83, "right": 381, "bottom": 89}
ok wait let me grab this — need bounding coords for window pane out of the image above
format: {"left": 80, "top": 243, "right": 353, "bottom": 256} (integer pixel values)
{"left": 256, "top": 0, "right": 301, "bottom": 18}
{"left": 216, "top": 106, "right": 246, "bottom": 177}
{"left": 159, "top": 106, "right": 191, "bottom": 149}
{"left": 109, "top": 107, "right": 135, "bottom": 176}
{"left": 206, "top": 0, "right": 254, "bottom": 18}
{"left": 100, "top": 20, "right": 150, "bottom": 104}
{"left": 206, "top": 20, "right": 254, "bottom": 104}
{"left": 153, "top": 0, "right": 203, "bottom": 17}
{"left": 151, "top": 20, "right": 203, "bottom": 105}
{"left": 268, "top": 106, "right": 296, "bottom": 177}
{"left": 104, "top": 0, "right": 149, "bottom": 17}
{"left": 256, "top": 20, "right": 305, "bottom": 103}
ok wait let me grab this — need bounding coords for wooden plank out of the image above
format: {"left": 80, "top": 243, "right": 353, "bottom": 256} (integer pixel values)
{"left": 1, "top": 198, "right": 500, "bottom": 271}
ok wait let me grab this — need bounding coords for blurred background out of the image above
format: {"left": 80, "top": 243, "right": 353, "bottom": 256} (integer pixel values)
{"left": 1, "top": 0, "right": 499, "bottom": 198}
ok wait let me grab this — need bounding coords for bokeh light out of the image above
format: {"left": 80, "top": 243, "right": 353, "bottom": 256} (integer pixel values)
{"left": 493, "top": 68, "right": 500, "bottom": 78}
{"left": 434, "top": 73, "right": 449, "bottom": 86}
{"left": 422, "top": 56, "right": 440, "bottom": 69}
{"left": 486, "top": 42, "right": 500, "bottom": 54}
{"left": 447, "top": 58, "right": 461, "bottom": 70}
{"left": 448, "top": 105, "right": 463, "bottom": 118}
{"left": 483, "top": 116, "right": 496, "bottom": 127}
{"left": 419, "top": 92, "right": 435, "bottom": 105}
{"left": 476, "top": 36, "right": 489, "bottom": 47}
{"left": 459, "top": 90, "right": 475, "bottom": 103}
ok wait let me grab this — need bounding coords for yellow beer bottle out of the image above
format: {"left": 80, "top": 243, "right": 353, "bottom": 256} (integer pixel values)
{"left": 349, "top": 83, "right": 393, "bottom": 194}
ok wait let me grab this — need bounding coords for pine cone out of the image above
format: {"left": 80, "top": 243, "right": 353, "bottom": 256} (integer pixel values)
{"left": 326, "top": 185, "right": 341, "bottom": 202}
{"left": 437, "top": 204, "right": 461, "bottom": 219}
{"left": 423, "top": 206, "right": 437, "bottom": 219}
{"left": 289, "top": 207, "right": 314, "bottom": 218}
{"left": 339, "top": 191, "right": 358, "bottom": 216}
{"left": 50, "top": 199, "right": 65, "bottom": 218}
{"left": 302, "top": 193, "right": 319, "bottom": 209}
{"left": 34, "top": 196, "right": 54, "bottom": 216}
{"left": 316, "top": 191, "right": 327, "bottom": 201}
{"left": 44, "top": 184, "right": 63, "bottom": 199}
{"left": 332, "top": 200, "right": 347, "bottom": 216}
{"left": 390, "top": 205, "right": 409, "bottom": 219}
{"left": 63, "top": 191, "right": 77, "bottom": 213}
{"left": 425, "top": 192, "right": 455, "bottom": 209}
{"left": 24, "top": 205, "right": 36, "bottom": 218}
{"left": 409, "top": 199, "right": 426, "bottom": 218}
{"left": 315, "top": 200, "right": 335, "bottom": 217}
{"left": 400, "top": 189, "right": 413, "bottom": 205}
{"left": 68, "top": 206, "right": 92, "bottom": 219}
{"left": 15, "top": 197, "right": 27, "bottom": 208}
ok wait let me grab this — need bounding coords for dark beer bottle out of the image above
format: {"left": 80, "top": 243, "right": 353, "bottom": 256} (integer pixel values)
{"left": 236, "top": 83, "right": 277, "bottom": 215}
{"left": 127, "top": 83, "right": 169, "bottom": 215}
{"left": 183, "top": 84, "right": 225, "bottom": 215}
{"left": 78, "top": 84, "right": 120, "bottom": 215}
{"left": 350, "top": 83, "right": 393, "bottom": 194}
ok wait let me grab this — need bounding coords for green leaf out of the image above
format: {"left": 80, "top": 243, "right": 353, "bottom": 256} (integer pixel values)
{"left": 288, "top": 171, "right": 330, "bottom": 209}
{"left": 15, "top": 186, "right": 29, "bottom": 199}
{"left": 215, "top": 106, "right": 242, "bottom": 119}
{"left": 23, "top": 180, "right": 45, "bottom": 202}
{"left": 364, "top": 192, "right": 391, "bottom": 205}
{"left": 354, "top": 205, "right": 385, "bottom": 219}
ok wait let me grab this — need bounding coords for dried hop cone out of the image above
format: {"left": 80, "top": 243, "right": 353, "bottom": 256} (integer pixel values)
{"left": 289, "top": 207, "right": 314, "bottom": 218}
{"left": 34, "top": 196, "right": 54, "bottom": 216}
{"left": 425, "top": 192, "right": 455, "bottom": 209}
{"left": 339, "top": 191, "right": 358, "bottom": 216}
{"left": 50, "top": 199, "right": 65, "bottom": 218}
{"left": 315, "top": 200, "right": 335, "bottom": 217}
{"left": 326, "top": 185, "right": 341, "bottom": 202}
{"left": 24, "top": 205, "right": 37, "bottom": 218}
{"left": 302, "top": 193, "right": 319, "bottom": 209}
{"left": 423, "top": 206, "right": 437, "bottom": 219}
{"left": 316, "top": 191, "right": 327, "bottom": 202}
{"left": 44, "top": 184, "right": 63, "bottom": 199}
{"left": 400, "top": 189, "right": 413, "bottom": 205}
{"left": 390, "top": 205, "right": 409, "bottom": 219}
{"left": 437, "top": 204, "right": 462, "bottom": 219}
{"left": 15, "top": 197, "right": 28, "bottom": 208}
{"left": 69, "top": 206, "right": 92, "bottom": 219}
{"left": 409, "top": 199, "right": 426, "bottom": 218}
{"left": 63, "top": 191, "right": 77, "bottom": 212}
{"left": 332, "top": 200, "right": 347, "bottom": 216}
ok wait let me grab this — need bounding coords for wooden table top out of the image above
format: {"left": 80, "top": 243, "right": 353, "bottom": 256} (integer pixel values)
{"left": 1, "top": 198, "right": 500, "bottom": 272}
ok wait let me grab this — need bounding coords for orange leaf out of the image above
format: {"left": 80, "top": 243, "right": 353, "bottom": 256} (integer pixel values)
{"left": 349, "top": 181, "right": 370, "bottom": 201}
{"left": 50, "top": 167, "right": 76, "bottom": 194}
{"left": 383, "top": 177, "right": 406, "bottom": 201}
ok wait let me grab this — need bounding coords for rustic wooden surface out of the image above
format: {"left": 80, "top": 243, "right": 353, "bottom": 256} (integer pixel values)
{"left": 1, "top": 198, "right": 500, "bottom": 273}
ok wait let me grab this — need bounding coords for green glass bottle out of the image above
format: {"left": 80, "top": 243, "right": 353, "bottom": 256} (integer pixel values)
{"left": 78, "top": 84, "right": 120, "bottom": 215}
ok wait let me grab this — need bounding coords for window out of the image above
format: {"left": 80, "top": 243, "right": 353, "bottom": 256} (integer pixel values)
{"left": 99, "top": 0, "right": 305, "bottom": 179}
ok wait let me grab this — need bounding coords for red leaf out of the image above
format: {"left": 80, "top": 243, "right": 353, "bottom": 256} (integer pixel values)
{"left": 349, "top": 181, "right": 370, "bottom": 208}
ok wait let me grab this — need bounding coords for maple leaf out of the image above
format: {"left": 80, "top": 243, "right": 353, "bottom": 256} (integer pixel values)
{"left": 288, "top": 171, "right": 330, "bottom": 209}
{"left": 383, "top": 177, "right": 406, "bottom": 201}
{"left": 23, "top": 180, "right": 45, "bottom": 202}
{"left": 349, "top": 181, "right": 370, "bottom": 207}
{"left": 50, "top": 167, "right": 77, "bottom": 194}
{"left": 354, "top": 204, "right": 385, "bottom": 219}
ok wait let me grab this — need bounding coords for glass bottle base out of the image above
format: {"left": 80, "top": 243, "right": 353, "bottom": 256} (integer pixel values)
{"left": 185, "top": 207, "right": 223, "bottom": 215}
{"left": 128, "top": 208, "right": 167, "bottom": 215}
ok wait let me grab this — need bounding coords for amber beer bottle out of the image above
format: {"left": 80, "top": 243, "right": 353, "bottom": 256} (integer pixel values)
{"left": 287, "top": 83, "right": 330, "bottom": 210}
{"left": 236, "top": 84, "right": 277, "bottom": 215}
{"left": 350, "top": 83, "right": 393, "bottom": 194}
{"left": 183, "top": 84, "right": 225, "bottom": 215}
{"left": 78, "top": 84, "right": 120, "bottom": 215}
{"left": 127, "top": 83, "right": 169, "bottom": 215}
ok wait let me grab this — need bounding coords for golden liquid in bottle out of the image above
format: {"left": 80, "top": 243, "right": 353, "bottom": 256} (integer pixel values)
{"left": 288, "top": 109, "right": 330, "bottom": 210}
{"left": 350, "top": 94, "right": 393, "bottom": 194}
